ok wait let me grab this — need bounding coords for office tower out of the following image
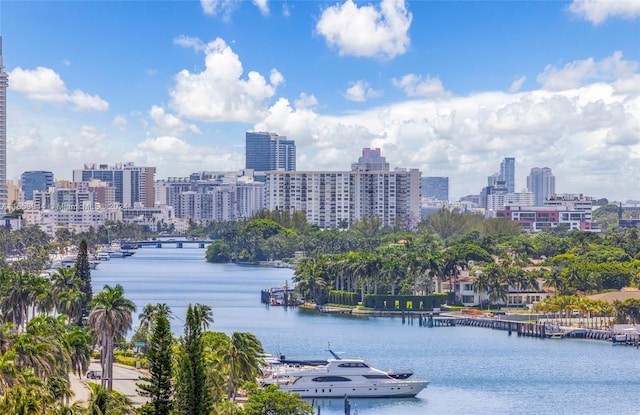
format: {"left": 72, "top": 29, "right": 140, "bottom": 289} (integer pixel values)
{"left": 499, "top": 157, "right": 515, "bottom": 193}
{"left": 351, "top": 148, "right": 389, "bottom": 171}
{"left": 421, "top": 177, "right": 449, "bottom": 201}
{"left": 527, "top": 167, "right": 555, "bottom": 206}
{"left": 72, "top": 162, "right": 156, "bottom": 208}
{"left": 21, "top": 171, "right": 54, "bottom": 201}
{"left": 0, "top": 37, "right": 8, "bottom": 208}
{"left": 245, "top": 131, "right": 296, "bottom": 172}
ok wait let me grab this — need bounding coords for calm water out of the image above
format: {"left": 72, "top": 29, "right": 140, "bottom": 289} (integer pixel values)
{"left": 92, "top": 247, "right": 640, "bottom": 415}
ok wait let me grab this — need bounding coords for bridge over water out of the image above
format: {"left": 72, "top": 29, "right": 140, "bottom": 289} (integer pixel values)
{"left": 128, "top": 240, "right": 213, "bottom": 249}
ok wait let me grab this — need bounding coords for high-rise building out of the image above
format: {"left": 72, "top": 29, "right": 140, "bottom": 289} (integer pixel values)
{"left": 0, "top": 37, "right": 8, "bottom": 208}
{"left": 351, "top": 148, "right": 389, "bottom": 171}
{"left": 499, "top": 157, "right": 515, "bottom": 193}
{"left": 245, "top": 131, "right": 296, "bottom": 172}
{"left": 21, "top": 171, "right": 54, "bottom": 201}
{"left": 527, "top": 167, "right": 555, "bottom": 206}
{"left": 72, "top": 162, "right": 156, "bottom": 208}
{"left": 421, "top": 177, "right": 449, "bottom": 201}
{"left": 265, "top": 168, "right": 421, "bottom": 230}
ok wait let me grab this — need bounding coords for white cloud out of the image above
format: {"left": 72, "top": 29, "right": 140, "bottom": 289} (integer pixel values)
{"left": 9, "top": 66, "right": 108, "bottom": 111}
{"left": 253, "top": 0, "right": 269, "bottom": 15}
{"left": 200, "top": 0, "right": 239, "bottom": 20}
{"left": 344, "top": 80, "right": 383, "bottom": 102}
{"left": 509, "top": 76, "right": 526, "bottom": 93}
{"left": 255, "top": 54, "right": 639, "bottom": 200}
{"left": 316, "top": 0, "right": 412, "bottom": 60}
{"left": 125, "top": 136, "right": 244, "bottom": 174}
{"left": 537, "top": 51, "right": 638, "bottom": 90}
{"left": 170, "top": 37, "right": 282, "bottom": 122}
{"left": 391, "top": 74, "right": 449, "bottom": 98}
{"left": 568, "top": 0, "right": 640, "bottom": 25}
{"left": 294, "top": 93, "right": 318, "bottom": 109}
{"left": 149, "top": 106, "right": 201, "bottom": 137}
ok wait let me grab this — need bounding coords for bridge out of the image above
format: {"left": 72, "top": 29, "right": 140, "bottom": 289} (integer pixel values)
{"left": 128, "top": 240, "right": 213, "bottom": 249}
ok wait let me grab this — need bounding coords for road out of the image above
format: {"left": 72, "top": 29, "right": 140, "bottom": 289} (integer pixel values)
{"left": 69, "top": 361, "right": 150, "bottom": 407}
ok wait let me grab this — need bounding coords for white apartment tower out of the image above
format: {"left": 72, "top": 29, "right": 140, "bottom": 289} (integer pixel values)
{"left": 0, "top": 37, "right": 8, "bottom": 207}
{"left": 527, "top": 167, "right": 555, "bottom": 206}
{"left": 265, "top": 168, "right": 421, "bottom": 230}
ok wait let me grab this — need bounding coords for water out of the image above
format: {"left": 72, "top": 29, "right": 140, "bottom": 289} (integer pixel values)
{"left": 92, "top": 248, "right": 640, "bottom": 415}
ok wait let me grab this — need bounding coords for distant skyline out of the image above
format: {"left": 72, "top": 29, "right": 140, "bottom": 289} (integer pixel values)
{"left": 1, "top": 0, "right": 639, "bottom": 201}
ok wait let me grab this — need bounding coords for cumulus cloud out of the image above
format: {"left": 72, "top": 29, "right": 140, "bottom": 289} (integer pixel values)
{"left": 9, "top": 66, "right": 108, "bottom": 111}
{"left": 149, "top": 106, "right": 201, "bottom": 137}
{"left": 537, "top": 51, "right": 638, "bottom": 90}
{"left": 344, "top": 80, "right": 383, "bottom": 102}
{"left": 316, "top": 0, "right": 412, "bottom": 60}
{"left": 391, "top": 74, "right": 449, "bottom": 98}
{"left": 125, "top": 136, "right": 244, "bottom": 175}
{"left": 294, "top": 93, "right": 318, "bottom": 109}
{"left": 252, "top": 53, "right": 639, "bottom": 200}
{"left": 170, "top": 37, "right": 282, "bottom": 122}
{"left": 568, "top": 0, "right": 640, "bottom": 25}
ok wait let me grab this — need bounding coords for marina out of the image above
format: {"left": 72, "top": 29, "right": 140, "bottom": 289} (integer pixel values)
{"left": 91, "top": 247, "right": 640, "bottom": 415}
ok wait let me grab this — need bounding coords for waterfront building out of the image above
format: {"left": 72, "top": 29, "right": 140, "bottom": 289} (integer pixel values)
{"left": 421, "top": 176, "right": 449, "bottom": 201}
{"left": 21, "top": 170, "right": 54, "bottom": 201}
{"left": 22, "top": 208, "right": 120, "bottom": 238}
{"left": 527, "top": 167, "right": 555, "bottom": 206}
{"left": 245, "top": 131, "right": 296, "bottom": 172}
{"left": 0, "top": 37, "right": 8, "bottom": 207}
{"left": 156, "top": 171, "right": 265, "bottom": 221}
{"left": 73, "top": 162, "right": 156, "bottom": 208}
{"left": 265, "top": 167, "right": 421, "bottom": 230}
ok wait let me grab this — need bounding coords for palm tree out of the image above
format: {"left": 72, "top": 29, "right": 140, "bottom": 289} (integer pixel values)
{"left": 88, "top": 284, "right": 136, "bottom": 391}
{"left": 193, "top": 304, "right": 213, "bottom": 331}
{"left": 63, "top": 325, "right": 92, "bottom": 379}
{"left": 217, "top": 332, "right": 265, "bottom": 401}
{"left": 86, "top": 382, "right": 134, "bottom": 415}
{"left": 473, "top": 271, "right": 491, "bottom": 310}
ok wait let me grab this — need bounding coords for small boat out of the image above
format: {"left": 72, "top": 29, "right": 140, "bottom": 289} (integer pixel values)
{"left": 96, "top": 252, "right": 110, "bottom": 261}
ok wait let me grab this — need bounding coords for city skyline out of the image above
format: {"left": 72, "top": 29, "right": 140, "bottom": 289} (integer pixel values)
{"left": 2, "top": 1, "right": 639, "bottom": 201}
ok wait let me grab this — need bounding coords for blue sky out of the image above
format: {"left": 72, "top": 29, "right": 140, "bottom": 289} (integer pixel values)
{"left": 1, "top": 0, "right": 639, "bottom": 201}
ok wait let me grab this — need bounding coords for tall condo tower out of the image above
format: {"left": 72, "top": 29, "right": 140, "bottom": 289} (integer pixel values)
{"left": 245, "top": 131, "right": 296, "bottom": 172}
{"left": 527, "top": 167, "right": 555, "bottom": 206}
{"left": 499, "top": 157, "right": 515, "bottom": 193}
{"left": 0, "top": 37, "right": 8, "bottom": 208}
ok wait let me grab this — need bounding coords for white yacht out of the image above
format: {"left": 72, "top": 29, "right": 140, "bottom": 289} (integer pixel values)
{"left": 259, "top": 357, "right": 428, "bottom": 398}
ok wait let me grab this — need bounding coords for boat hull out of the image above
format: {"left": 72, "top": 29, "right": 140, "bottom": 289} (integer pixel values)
{"left": 264, "top": 380, "right": 429, "bottom": 399}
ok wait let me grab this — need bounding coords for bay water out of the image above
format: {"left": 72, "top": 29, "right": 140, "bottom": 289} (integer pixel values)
{"left": 92, "top": 247, "right": 640, "bottom": 415}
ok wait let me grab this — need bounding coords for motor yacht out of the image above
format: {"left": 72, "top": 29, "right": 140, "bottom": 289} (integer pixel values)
{"left": 259, "top": 356, "right": 428, "bottom": 398}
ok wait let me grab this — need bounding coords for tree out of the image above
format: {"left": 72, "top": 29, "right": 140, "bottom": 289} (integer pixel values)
{"left": 74, "top": 239, "right": 93, "bottom": 325}
{"left": 241, "top": 383, "right": 313, "bottom": 415}
{"left": 216, "top": 332, "right": 265, "bottom": 401}
{"left": 193, "top": 304, "right": 214, "bottom": 331}
{"left": 86, "top": 382, "right": 134, "bottom": 415}
{"left": 137, "top": 314, "right": 173, "bottom": 415}
{"left": 205, "top": 240, "right": 232, "bottom": 263}
{"left": 173, "top": 304, "right": 211, "bottom": 415}
{"left": 88, "top": 284, "right": 136, "bottom": 391}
